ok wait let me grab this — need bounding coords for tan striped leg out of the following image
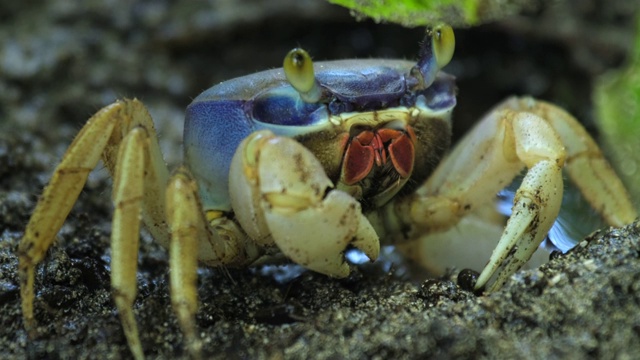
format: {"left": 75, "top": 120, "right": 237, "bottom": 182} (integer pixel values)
{"left": 166, "top": 167, "right": 256, "bottom": 359}
{"left": 18, "top": 99, "right": 170, "bottom": 360}
{"left": 110, "top": 126, "right": 147, "bottom": 360}
{"left": 18, "top": 103, "right": 121, "bottom": 334}
{"left": 505, "top": 97, "right": 637, "bottom": 226}
{"left": 478, "top": 98, "right": 637, "bottom": 291}
{"left": 166, "top": 169, "right": 203, "bottom": 360}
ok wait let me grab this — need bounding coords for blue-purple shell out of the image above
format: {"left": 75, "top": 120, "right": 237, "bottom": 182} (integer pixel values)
{"left": 184, "top": 59, "right": 456, "bottom": 211}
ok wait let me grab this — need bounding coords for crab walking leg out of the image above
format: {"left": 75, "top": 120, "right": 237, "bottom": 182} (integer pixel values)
{"left": 165, "top": 169, "right": 202, "bottom": 359}
{"left": 479, "top": 160, "right": 563, "bottom": 292}
{"left": 229, "top": 131, "right": 380, "bottom": 277}
{"left": 396, "top": 105, "right": 567, "bottom": 291}
{"left": 396, "top": 97, "right": 636, "bottom": 292}
{"left": 110, "top": 128, "right": 147, "bottom": 360}
{"left": 17, "top": 104, "right": 119, "bottom": 333}
{"left": 102, "top": 100, "right": 171, "bottom": 248}
{"left": 477, "top": 99, "right": 638, "bottom": 292}
{"left": 165, "top": 166, "right": 263, "bottom": 358}
{"left": 107, "top": 100, "right": 174, "bottom": 359}
{"left": 503, "top": 97, "right": 637, "bottom": 226}
{"left": 18, "top": 99, "right": 171, "bottom": 359}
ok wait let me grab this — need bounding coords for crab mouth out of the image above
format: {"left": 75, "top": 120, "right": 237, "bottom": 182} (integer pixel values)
{"left": 343, "top": 124, "right": 415, "bottom": 185}
{"left": 336, "top": 109, "right": 418, "bottom": 208}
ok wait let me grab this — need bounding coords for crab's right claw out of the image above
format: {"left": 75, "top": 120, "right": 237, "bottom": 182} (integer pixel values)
{"left": 229, "top": 130, "right": 380, "bottom": 277}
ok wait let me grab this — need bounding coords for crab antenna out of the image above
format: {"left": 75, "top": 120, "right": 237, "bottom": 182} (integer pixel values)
{"left": 409, "top": 24, "right": 455, "bottom": 90}
{"left": 284, "top": 48, "right": 322, "bottom": 103}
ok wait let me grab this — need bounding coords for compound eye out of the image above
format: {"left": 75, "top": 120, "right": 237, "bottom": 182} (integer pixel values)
{"left": 431, "top": 24, "right": 455, "bottom": 69}
{"left": 284, "top": 48, "right": 316, "bottom": 94}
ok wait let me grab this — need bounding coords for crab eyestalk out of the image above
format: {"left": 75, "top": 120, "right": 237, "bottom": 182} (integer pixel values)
{"left": 284, "top": 48, "right": 322, "bottom": 103}
{"left": 409, "top": 24, "right": 455, "bottom": 90}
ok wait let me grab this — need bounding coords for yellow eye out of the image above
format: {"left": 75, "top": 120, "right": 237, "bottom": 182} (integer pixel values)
{"left": 431, "top": 24, "right": 455, "bottom": 69}
{"left": 284, "top": 48, "right": 316, "bottom": 94}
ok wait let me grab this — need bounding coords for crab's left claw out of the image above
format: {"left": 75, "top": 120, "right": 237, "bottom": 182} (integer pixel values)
{"left": 229, "top": 130, "right": 380, "bottom": 277}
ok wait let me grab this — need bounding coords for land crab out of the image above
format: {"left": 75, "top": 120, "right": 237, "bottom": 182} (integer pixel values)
{"left": 18, "top": 25, "right": 637, "bottom": 359}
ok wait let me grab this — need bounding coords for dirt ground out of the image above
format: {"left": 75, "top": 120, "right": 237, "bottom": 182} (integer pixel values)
{"left": 1, "top": 1, "right": 640, "bottom": 359}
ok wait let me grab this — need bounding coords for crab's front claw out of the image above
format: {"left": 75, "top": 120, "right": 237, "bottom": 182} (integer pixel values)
{"left": 229, "top": 130, "right": 380, "bottom": 277}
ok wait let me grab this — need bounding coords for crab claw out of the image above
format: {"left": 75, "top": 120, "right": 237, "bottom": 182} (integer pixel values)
{"left": 229, "top": 130, "right": 380, "bottom": 277}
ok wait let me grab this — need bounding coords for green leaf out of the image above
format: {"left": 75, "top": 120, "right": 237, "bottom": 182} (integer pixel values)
{"left": 593, "top": 17, "right": 640, "bottom": 206}
{"left": 328, "top": 0, "right": 527, "bottom": 27}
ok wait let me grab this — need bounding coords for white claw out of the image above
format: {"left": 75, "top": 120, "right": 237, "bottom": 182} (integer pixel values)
{"left": 351, "top": 213, "right": 380, "bottom": 262}
{"left": 265, "top": 191, "right": 374, "bottom": 277}
{"left": 229, "top": 130, "right": 380, "bottom": 277}
{"left": 228, "top": 131, "right": 273, "bottom": 246}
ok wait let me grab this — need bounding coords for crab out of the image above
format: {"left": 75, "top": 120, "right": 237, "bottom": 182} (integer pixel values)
{"left": 18, "top": 25, "right": 637, "bottom": 359}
